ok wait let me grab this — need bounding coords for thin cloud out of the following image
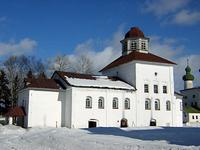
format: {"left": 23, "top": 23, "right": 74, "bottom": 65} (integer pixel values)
{"left": 70, "top": 27, "right": 124, "bottom": 73}
{"left": 0, "top": 38, "right": 37, "bottom": 56}
{"left": 170, "top": 10, "right": 200, "bottom": 25}
{"left": 149, "top": 36, "right": 184, "bottom": 59}
{"left": 143, "top": 0, "right": 190, "bottom": 17}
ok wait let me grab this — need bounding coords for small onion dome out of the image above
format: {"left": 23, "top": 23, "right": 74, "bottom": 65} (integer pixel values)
{"left": 125, "top": 27, "right": 145, "bottom": 38}
{"left": 182, "top": 65, "right": 194, "bottom": 81}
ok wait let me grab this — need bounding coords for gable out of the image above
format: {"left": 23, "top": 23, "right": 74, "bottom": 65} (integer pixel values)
{"left": 100, "top": 51, "right": 176, "bottom": 72}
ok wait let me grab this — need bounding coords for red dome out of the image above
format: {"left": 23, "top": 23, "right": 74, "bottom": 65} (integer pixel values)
{"left": 125, "top": 27, "right": 145, "bottom": 38}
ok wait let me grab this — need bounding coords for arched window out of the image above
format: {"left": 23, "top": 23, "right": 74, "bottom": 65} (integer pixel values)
{"left": 145, "top": 99, "right": 151, "bottom": 110}
{"left": 124, "top": 98, "right": 130, "bottom": 109}
{"left": 155, "top": 99, "right": 160, "bottom": 110}
{"left": 86, "top": 96, "right": 92, "bottom": 108}
{"left": 98, "top": 97, "right": 104, "bottom": 109}
{"left": 113, "top": 97, "right": 118, "bottom": 109}
{"left": 166, "top": 101, "right": 171, "bottom": 111}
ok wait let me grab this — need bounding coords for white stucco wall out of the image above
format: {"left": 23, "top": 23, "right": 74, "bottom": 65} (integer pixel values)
{"left": 173, "top": 97, "right": 183, "bottom": 126}
{"left": 188, "top": 113, "right": 200, "bottom": 123}
{"left": 102, "top": 61, "right": 182, "bottom": 127}
{"left": 19, "top": 88, "right": 63, "bottom": 128}
{"left": 70, "top": 87, "right": 135, "bottom": 128}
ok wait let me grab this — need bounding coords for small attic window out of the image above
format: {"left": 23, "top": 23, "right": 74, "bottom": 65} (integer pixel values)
{"left": 141, "top": 42, "right": 146, "bottom": 50}
{"left": 131, "top": 42, "right": 137, "bottom": 50}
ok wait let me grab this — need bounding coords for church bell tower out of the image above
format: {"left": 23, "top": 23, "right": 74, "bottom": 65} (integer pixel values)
{"left": 120, "top": 27, "right": 150, "bottom": 56}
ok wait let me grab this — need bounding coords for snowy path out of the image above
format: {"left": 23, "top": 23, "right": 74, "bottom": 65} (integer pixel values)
{"left": 0, "top": 125, "right": 200, "bottom": 150}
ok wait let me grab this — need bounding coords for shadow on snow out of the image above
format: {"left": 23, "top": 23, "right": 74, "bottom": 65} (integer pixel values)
{"left": 82, "top": 127, "right": 200, "bottom": 146}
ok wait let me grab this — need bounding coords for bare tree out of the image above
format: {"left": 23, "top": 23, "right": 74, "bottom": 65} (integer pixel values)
{"left": 3, "top": 55, "right": 45, "bottom": 107}
{"left": 48, "top": 54, "right": 71, "bottom": 72}
{"left": 73, "top": 54, "right": 94, "bottom": 74}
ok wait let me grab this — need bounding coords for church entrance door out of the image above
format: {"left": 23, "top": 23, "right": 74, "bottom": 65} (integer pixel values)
{"left": 120, "top": 118, "right": 128, "bottom": 127}
{"left": 88, "top": 121, "right": 97, "bottom": 128}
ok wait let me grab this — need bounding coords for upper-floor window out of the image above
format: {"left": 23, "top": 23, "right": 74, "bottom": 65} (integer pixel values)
{"left": 98, "top": 97, "right": 104, "bottom": 109}
{"left": 155, "top": 99, "right": 160, "bottom": 110}
{"left": 113, "top": 97, "right": 118, "bottom": 109}
{"left": 154, "top": 85, "right": 158, "bottom": 93}
{"left": 166, "top": 100, "right": 171, "bottom": 111}
{"left": 131, "top": 42, "right": 137, "bottom": 50}
{"left": 145, "top": 98, "right": 151, "bottom": 110}
{"left": 141, "top": 42, "right": 146, "bottom": 50}
{"left": 163, "top": 86, "right": 167, "bottom": 94}
{"left": 144, "top": 84, "right": 149, "bottom": 93}
{"left": 124, "top": 98, "right": 130, "bottom": 109}
{"left": 86, "top": 96, "right": 92, "bottom": 108}
{"left": 193, "top": 95, "right": 196, "bottom": 98}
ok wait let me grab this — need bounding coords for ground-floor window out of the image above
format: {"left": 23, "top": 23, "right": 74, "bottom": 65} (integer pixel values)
{"left": 145, "top": 99, "right": 151, "bottom": 110}
{"left": 113, "top": 97, "right": 118, "bottom": 109}
{"left": 166, "top": 100, "right": 171, "bottom": 111}
{"left": 155, "top": 99, "right": 160, "bottom": 110}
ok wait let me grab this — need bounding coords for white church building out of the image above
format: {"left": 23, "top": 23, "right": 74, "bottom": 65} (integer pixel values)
{"left": 18, "top": 27, "right": 183, "bottom": 128}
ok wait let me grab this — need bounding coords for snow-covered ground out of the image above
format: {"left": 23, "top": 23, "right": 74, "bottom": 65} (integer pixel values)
{"left": 0, "top": 125, "right": 200, "bottom": 150}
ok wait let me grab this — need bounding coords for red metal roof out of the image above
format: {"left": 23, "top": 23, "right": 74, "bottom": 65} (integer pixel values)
{"left": 24, "top": 78, "right": 60, "bottom": 89}
{"left": 5, "top": 106, "right": 25, "bottom": 117}
{"left": 100, "top": 51, "right": 176, "bottom": 72}
{"left": 125, "top": 27, "right": 146, "bottom": 38}
{"left": 55, "top": 71, "right": 96, "bottom": 80}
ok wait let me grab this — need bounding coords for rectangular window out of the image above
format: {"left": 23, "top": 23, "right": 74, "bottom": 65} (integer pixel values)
{"left": 154, "top": 85, "right": 158, "bottom": 93}
{"left": 144, "top": 84, "right": 149, "bottom": 93}
{"left": 163, "top": 86, "right": 167, "bottom": 94}
{"left": 192, "top": 115, "right": 195, "bottom": 119}
{"left": 196, "top": 116, "right": 198, "bottom": 119}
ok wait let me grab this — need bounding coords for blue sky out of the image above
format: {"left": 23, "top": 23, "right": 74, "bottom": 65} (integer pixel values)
{"left": 0, "top": 0, "right": 200, "bottom": 89}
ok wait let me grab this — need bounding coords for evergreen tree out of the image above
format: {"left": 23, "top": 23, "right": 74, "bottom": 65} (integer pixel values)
{"left": 0, "top": 70, "right": 11, "bottom": 109}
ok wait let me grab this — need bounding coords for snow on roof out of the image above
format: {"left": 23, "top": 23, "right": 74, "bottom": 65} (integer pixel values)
{"left": 64, "top": 75, "right": 135, "bottom": 90}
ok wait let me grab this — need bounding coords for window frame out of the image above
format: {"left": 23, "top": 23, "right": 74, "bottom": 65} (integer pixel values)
{"left": 155, "top": 99, "right": 160, "bottom": 110}
{"left": 86, "top": 96, "right": 92, "bottom": 109}
{"left": 113, "top": 97, "right": 119, "bottom": 109}
{"left": 124, "top": 98, "right": 130, "bottom": 110}
{"left": 154, "top": 85, "right": 158, "bottom": 93}
{"left": 98, "top": 97, "right": 104, "bottom": 109}
{"left": 166, "top": 100, "right": 171, "bottom": 111}
{"left": 144, "top": 84, "right": 149, "bottom": 93}
{"left": 163, "top": 85, "right": 167, "bottom": 94}
{"left": 145, "top": 99, "right": 151, "bottom": 110}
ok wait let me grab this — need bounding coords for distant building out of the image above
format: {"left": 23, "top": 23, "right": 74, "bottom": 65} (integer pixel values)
{"left": 17, "top": 27, "right": 183, "bottom": 128}
{"left": 181, "top": 61, "right": 200, "bottom": 125}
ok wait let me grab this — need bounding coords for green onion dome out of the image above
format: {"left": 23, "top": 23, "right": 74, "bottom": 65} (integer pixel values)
{"left": 182, "top": 65, "right": 194, "bottom": 81}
